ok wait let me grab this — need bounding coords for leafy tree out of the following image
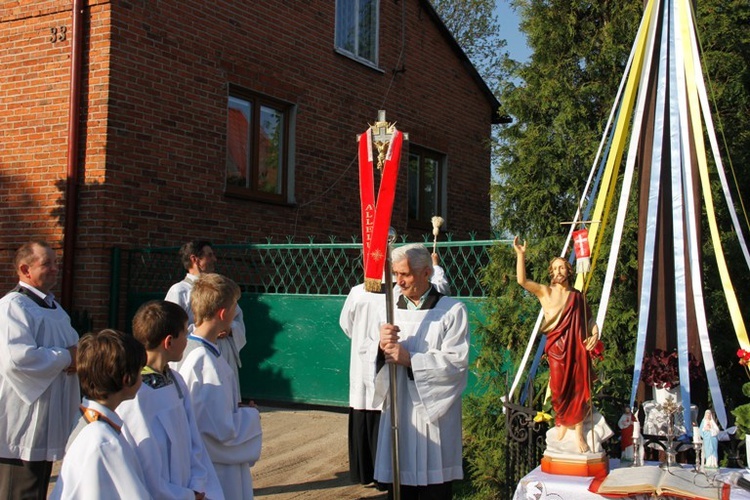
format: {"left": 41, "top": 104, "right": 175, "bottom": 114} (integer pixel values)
{"left": 431, "top": 0, "right": 507, "bottom": 92}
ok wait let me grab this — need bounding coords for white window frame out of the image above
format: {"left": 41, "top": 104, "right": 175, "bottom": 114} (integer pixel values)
{"left": 334, "top": 0, "right": 380, "bottom": 68}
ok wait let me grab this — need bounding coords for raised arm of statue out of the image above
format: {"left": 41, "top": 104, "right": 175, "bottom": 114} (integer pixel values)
{"left": 514, "top": 236, "right": 545, "bottom": 298}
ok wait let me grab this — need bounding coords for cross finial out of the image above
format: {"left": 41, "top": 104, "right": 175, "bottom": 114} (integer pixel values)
{"left": 370, "top": 110, "right": 396, "bottom": 170}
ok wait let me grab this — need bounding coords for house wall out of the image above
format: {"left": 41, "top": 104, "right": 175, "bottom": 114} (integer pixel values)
{"left": 0, "top": 0, "right": 495, "bottom": 330}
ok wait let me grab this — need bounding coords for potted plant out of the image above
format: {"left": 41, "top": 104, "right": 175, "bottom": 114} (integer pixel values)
{"left": 732, "top": 349, "right": 750, "bottom": 467}
{"left": 641, "top": 349, "right": 703, "bottom": 403}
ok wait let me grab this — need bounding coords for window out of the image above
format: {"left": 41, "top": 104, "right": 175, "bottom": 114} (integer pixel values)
{"left": 335, "top": 0, "right": 379, "bottom": 66}
{"left": 226, "top": 87, "right": 293, "bottom": 203}
{"left": 407, "top": 146, "right": 445, "bottom": 229}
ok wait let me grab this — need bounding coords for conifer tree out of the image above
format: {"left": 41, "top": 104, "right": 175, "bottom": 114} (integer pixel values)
{"left": 448, "top": 0, "right": 749, "bottom": 495}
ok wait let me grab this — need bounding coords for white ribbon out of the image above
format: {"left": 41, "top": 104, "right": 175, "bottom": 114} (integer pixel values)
{"left": 630, "top": 0, "right": 668, "bottom": 407}
{"left": 595, "top": 0, "right": 660, "bottom": 334}
{"left": 666, "top": 0, "right": 693, "bottom": 428}
{"left": 688, "top": 12, "right": 750, "bottom": 272}
{"left": 677, "top": 0, "right": 726, "bottom": 426}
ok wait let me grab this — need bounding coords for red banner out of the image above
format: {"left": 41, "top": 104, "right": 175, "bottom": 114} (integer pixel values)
{"left": 573, "top": 228, "right": 591, "bottom": 259}
{"left": 573, "top": 228, "right": 591, "bottom": 274}
{"left": 358, "top": 128, "right": 402, "bottom": 291}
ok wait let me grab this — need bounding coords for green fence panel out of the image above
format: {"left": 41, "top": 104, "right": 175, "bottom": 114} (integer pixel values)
{"left": 237, "top": 294, "right": 485, "bottom": 406}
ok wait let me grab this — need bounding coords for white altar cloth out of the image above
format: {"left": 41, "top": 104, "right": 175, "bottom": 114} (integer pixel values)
{"left": 513, "top": 460, "right": 750, "bottom": 500}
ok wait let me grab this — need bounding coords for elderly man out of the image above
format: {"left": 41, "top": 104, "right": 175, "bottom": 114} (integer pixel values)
{"left": 165, "top": 240, "right": 246, "bottom": 384}
{"left": 340, "top": 251, "right": 451, "bottom": 487}
{"left": 370, "top": 243, "right": 468, "bottom": 499}
{"left": 0, "top": 241, "right": 80, "bottom": 499}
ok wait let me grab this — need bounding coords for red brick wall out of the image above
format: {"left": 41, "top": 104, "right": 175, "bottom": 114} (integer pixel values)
{"left": 1, "top": 0, "right": 495, "bottom": 329}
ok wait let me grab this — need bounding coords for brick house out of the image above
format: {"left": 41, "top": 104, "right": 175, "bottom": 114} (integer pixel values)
{"left": 0, "top": 0, "right": 504, "bottom": 329}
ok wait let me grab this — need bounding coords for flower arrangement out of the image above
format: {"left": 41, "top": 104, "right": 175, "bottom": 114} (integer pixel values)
{"left": 731, "top": 350, "right": 750, "bottom": 438}
{"left": 641, "top": 348, "right": 702, "bottom": 389}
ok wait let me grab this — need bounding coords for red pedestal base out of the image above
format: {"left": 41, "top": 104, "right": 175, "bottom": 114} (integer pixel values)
{"left": 540, "top": 454, "right": 609, "bottom": 478}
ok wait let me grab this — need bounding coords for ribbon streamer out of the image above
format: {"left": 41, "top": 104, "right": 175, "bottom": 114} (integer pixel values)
{"left": 631, "top": 0, "right": 668, "bottom": 408}
{"left": 676, "top": 0, "right": 726, "bottom": 427}
{"left": 508, "top": 0, "right": 655, "bottom": 401}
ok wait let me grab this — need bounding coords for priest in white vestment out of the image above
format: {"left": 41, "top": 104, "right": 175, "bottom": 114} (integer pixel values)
{"left": 340, "top": 254, "right": 451, "bottom": 485}
{"left": 370, "top": 244, "right": 469, "bottom": 499}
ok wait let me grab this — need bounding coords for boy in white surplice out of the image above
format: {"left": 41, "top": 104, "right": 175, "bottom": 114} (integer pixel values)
{"left": 50, "top": 329, "right": 150, "bottom": 499}
{"left": 118, "top": 300, "right": 224, "bottom": 499}
{"left": 174, "top": 274, "right": 262, "bottom": 500}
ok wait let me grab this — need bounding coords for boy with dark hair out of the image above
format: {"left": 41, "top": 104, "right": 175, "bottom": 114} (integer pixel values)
{"left": 175, "top": 274, "right": 262, "bottom": 499}
{"left": 118, "top": 300, "right": 224, "bottom": 499}
{"left": 50, "top": 329, "right": 150, "bottom": 498}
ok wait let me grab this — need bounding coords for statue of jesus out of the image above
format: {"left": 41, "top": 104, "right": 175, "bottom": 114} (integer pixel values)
{"left": 514, "top": 236, "right": 600, "bottom": 453}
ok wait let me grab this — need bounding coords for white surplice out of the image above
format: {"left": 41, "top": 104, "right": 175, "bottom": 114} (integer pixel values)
{"left": 370, "top": 295, "right": 469, "bottom": 486}
{"left": 117, "top": 368, "right": 224, "bottom": 500}
{"left": 176, "top": 338, "right": 262, "bottom": 500}
{"left": 339, "top": 265, "right": 451, "bottom": 411}
{"left": 0, "top": 290, "right": 79, "bottom": 462}
{"left": 165, "top": 274, "right": 247, "bottom": 382}
{"left": 50, "top": 400, "right": 151, "bottom": 499}
{"left": 340, "top": 284, "right": 387, "bottom": 411}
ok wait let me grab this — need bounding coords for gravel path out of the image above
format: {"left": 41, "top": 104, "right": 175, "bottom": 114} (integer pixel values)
{"left": 253, "top": 406, "right": 387, "bottom": 499}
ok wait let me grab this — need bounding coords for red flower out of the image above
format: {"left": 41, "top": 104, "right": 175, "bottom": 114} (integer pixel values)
{"left": 589, "top": 340, "right": 605, "bottom": 361}
{"left": 738, "top": 349, "right": 750, "bottom": 366}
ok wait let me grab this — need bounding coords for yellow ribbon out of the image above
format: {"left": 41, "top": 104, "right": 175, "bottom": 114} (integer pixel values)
{"left": 679, "top": 0, "right": 749, "bottom": 350}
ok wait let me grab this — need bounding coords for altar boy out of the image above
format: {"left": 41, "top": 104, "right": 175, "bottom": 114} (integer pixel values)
{"left": 174, "top": 274, "right": 262, "bottom": 499}
{"left": 50, "top": 329, "right": 150, "bottom": 499}
{"left": 118, "top": 300, "right": 224, "bottom": 499}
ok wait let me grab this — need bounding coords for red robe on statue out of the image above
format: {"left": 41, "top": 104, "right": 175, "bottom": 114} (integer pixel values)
{"left": 543, "top": 290, "right": 591, "bottom": 427}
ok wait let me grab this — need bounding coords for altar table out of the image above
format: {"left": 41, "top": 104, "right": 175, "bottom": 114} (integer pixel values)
{"left": 513, "top": 460, "right": 750, "bottom": 500}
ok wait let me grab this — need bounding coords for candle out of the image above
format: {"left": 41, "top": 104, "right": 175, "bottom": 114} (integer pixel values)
{"left": 633, "top": 421, "right": 641, "bottom": 439}
{"left": 693, "top": 426, "right": 702, "bottom": 444}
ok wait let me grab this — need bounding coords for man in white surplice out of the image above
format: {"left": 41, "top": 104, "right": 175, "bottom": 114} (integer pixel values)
{"left": 340, "top": 252, "right": 451, "bottom": 487}
{"left": 165, "top": 240, "right": 246, "bottom": 385}
{"left": 0, "top": 241, "right": 80, "bottom": 499}
{"left": 371, "top": 243, "right": 469, "bottom": 499}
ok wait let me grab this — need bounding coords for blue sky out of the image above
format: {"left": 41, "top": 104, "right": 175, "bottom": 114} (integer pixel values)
{"left": 494, "top": 1, "right": 532, "bottom": 62}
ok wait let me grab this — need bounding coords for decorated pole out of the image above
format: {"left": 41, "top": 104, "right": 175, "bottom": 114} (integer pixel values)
{"left": 358, "top": 111, "right": 403, "bottom": 292}
{"left": 383, "top": 227, "right": 400, "bottom": 497}
{"left": 358, "top": 111, "right": 404, "bottom": 497}
{"left": 572, "top": 225, "right": 595, "bottom": 447}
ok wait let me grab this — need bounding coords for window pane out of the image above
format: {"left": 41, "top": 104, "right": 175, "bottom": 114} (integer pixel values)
{"left": 227, "top": 97, "right": 251, "bottom": 187}
{"left": 258, "top": 105, "right": 283, "bottom": 195}
{"left": 408, "top": 153, "right": 420, "bottom": 220}
{"left": 422, "top": 158, "right": 438, "bottom": 220}
{"left": 335, "top": 0, "right": 355, "bottom": 53}
{"left": 358, "top": 0, "right": 377, "bottom": 61}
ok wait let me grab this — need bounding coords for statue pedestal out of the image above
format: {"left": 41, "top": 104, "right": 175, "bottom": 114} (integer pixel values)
{"left": 541, "top": 452, "right": 609, "bottom": 477}
{"left": 540, "top": 412, "right": 614, "bottom": 477}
